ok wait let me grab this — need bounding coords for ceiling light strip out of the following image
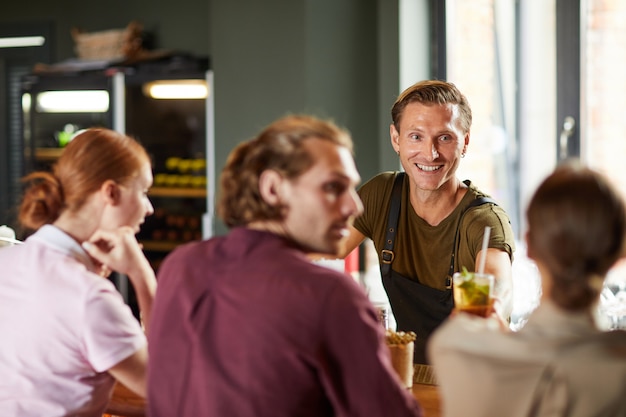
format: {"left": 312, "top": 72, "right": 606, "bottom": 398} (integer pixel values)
{"left": 0, "top": 36, "right": 45, "bottom": 48}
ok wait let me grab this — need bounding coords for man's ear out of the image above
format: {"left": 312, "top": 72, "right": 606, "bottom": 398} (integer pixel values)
{"left": 258, "top": 169, "right": 284, "bottom": 206}
{"left": 100, "top": 180, "right": 121, "bottom": 206}
{"left": 389, "top": 123, "right": 400, "bottom": 154}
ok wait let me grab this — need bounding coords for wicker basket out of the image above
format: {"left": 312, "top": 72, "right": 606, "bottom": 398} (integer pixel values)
{"left": 72, "top": 21, "right": 143, "bottom": 61}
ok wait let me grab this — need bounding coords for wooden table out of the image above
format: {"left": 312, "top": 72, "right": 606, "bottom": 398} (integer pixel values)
{"left": 412, "top": 383, "right": 441, "bottom": 417}
{"left": 103, "top": 383, "right": 146, "bottom": 417}
{"left": 103, "top": 379, "right": 441, "bottom": 417}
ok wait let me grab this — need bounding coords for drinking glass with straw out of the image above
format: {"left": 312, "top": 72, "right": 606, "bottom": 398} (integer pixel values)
{"left": 452, "top": 226, "right": 495, "bottom": 317}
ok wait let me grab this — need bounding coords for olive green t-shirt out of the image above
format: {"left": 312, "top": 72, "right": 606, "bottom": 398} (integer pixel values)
{"left": 353, "top": 172, "right": 515, "bottom": 290}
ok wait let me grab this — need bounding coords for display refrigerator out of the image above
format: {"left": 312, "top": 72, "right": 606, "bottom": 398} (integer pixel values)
{"left": 20, "top": 55, "right": 215, "bottom": 314}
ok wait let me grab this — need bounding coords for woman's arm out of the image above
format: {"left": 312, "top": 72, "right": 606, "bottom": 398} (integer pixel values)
{"left": 107, "top": 347, "right": 149, "bottom": 398}
{"left": 83, "top": 227, "right": 157, "bottom": 334}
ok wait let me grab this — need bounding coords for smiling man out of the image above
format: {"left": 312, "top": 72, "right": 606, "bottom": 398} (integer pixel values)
{"left": 338, "top": 80, "right": 516, "bottom": 366}
{"left": 147, "top": 115, "right": 423, "bottom": 417}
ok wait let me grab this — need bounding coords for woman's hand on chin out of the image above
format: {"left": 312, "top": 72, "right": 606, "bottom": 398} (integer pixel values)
{"left": 82, "top": 227, "right": 152, "bottom": 280}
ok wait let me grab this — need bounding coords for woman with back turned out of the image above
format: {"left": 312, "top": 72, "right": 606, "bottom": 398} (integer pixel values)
{"left": 429, "top": 162, "right": 626, "bottom": 417}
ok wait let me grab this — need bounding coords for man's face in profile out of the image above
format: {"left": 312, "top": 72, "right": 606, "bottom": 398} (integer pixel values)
{"left": 278, "top": 138, "right": 363, "bottom": 255}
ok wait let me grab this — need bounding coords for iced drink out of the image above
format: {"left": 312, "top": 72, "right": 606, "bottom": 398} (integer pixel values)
{"left": 452, "top": 271, "right": 494, "bottom": 317}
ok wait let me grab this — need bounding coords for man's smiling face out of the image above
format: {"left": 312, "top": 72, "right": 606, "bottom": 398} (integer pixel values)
{"left": 390, "top": 101, "right": 468, "bottom": 192}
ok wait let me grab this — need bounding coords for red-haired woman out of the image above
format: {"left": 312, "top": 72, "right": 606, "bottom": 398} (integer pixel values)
{"left": 0, "top": 128, "right": 156, "bottom": 416}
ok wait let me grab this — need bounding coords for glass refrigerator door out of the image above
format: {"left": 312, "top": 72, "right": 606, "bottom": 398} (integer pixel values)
{"left": 19, "top": 66, "right": 214, "bottom": 318}
{"left": 124, "top": 72, "right": 210, "bottom": 270}
{"left": 22, "top": 72, "right": 113, "bottom": 173}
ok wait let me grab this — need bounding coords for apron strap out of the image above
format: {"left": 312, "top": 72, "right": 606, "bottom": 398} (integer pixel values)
{"left": 380, "top": 172, "right": 497, "bottom": 288}
{"left": 380, "top": 171, "right": 405, "bottom": 280}
{"left": 446, "top": 196, "right": 497, "bottom": 287}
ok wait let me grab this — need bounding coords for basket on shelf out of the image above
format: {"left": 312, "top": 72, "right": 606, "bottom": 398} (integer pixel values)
{"left": 71, "top": 21, "right": 144, "bottom": 61}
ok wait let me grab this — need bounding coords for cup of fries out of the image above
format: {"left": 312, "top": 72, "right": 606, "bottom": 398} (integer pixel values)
{"left": 385, "top": 329, "right": 416, "bottom": 388}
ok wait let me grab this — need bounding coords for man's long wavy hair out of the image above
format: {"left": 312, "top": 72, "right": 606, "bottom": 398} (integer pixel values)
{"left": 218, "top": 115, "right": 353, "bottom": 228}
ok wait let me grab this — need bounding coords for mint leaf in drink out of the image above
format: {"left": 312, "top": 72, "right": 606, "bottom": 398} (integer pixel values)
{"left": 457, "top": 273, "right": 490, "bottom": 306}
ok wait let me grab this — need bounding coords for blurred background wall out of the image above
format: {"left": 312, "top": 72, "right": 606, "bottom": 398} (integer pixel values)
{"left": 1, "top": 0, "right": 411, "bottom": 235}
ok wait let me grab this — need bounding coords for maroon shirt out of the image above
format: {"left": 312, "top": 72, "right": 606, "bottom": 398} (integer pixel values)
{"left": 147, "top": 227, "right": 422, "bottom": 417}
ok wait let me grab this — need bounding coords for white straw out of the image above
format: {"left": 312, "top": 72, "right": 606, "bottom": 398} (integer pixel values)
{"left": 478, "top": 226, "right": 491, "bottom": 275}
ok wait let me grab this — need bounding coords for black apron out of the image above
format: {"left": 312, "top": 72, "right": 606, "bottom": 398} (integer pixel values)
{"left": 380, "top": 172, "right": 495, "bottom": 364}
